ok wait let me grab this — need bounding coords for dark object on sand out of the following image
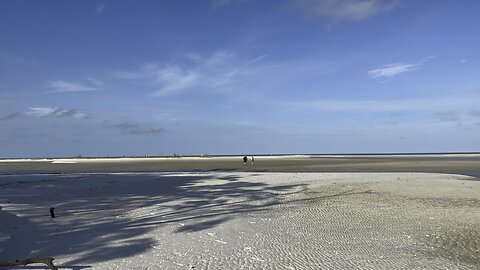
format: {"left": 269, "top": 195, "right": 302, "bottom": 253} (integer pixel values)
{"left": 0, "top": 257, "right": 58, "bottom": 270}
{"left": 243, "top": 156, "right": 248, "bottom": 164}
{"left": 49, "top": 207, "right": 55, "bottom": 218}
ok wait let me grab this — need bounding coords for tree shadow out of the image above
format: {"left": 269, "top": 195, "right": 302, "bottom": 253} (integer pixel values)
{"left": 0, "top": 172, "right": 306, "bottom": 266}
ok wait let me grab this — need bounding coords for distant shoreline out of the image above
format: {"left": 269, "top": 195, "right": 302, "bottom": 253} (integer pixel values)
{"left": 2, "top": 152, "right": 480, "bottom": 162}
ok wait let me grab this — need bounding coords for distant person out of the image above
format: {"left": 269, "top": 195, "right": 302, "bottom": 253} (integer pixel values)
{"left": 243, "top": 156, "right": 248, "bottom": 164}
{"left": 251, "top": 156, "right": 255, "bottom": 165}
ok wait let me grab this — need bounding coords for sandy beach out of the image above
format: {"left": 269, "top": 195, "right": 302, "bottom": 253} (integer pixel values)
{"left": 4, "top": 0, "right": 480, "bottom": 268}
{"left": 1, "top": 156, "right": 480, "bottom": 269}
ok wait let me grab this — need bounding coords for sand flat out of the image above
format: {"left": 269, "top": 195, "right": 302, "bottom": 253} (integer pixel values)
{"left": 1, "top": 154, "right": 480, "bottom": 174}
{"left": 1, "top": 171, "right": 479, "bottom": 269}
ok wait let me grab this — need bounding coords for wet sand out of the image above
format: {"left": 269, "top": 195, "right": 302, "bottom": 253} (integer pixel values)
{"left": 1, "top": 154, "right": 480, "bottom": 175}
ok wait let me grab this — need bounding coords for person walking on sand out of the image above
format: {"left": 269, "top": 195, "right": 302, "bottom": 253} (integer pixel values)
{"left": 243, "top": 156, "right": 248, "bottom": 164}
{"left": 251, "top": 156, "right": 254, "bottom": 165}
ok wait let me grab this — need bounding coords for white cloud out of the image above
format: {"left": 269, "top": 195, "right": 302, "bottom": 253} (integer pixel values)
{"left": 114, "top": 51, "right": 263, "bottom": 97}
{"left": 46, "top": 80, "right": 102, "bottom": 93}
{"left": 25, "top": 107, "right": 88, "bottom": 119}
{"left": 295, "top": 0, "right": 399, "bottom": 22}
{"left": 368, "top": 63, "right": 419, "bottom": 80}
{"left": 368, "top": 57, "right": 434, "bottom": 81}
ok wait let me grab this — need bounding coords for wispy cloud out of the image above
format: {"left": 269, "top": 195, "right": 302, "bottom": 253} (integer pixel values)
{"left": 213, "top": 0, "right": 399, "bottom": 23}
{"left": 276, "top": 95, "right": 480, "bottom": 114}
{"left": 0, "top": 112, "right": 23, "bottom": 121}
{"left": 470, "top": 110, "right": 480, "bottom": 118}
{"left": 104, "top": 121, "right": 165, "bottom": 135}
{"left": 368, "top": 57, "right": 433, "bottom": 81}
{"left": 435, "top": 111, "right": 460, "bottom": 122}
{"left": 212, "top": 0, "right": 232, "bottom": 7}
{"left": 294, "top": 0, "right": 399, "bottom": 22}
{"left": 368, "top": 63, "right": 419, "bottom": 80}
{"left": 1, "top": 108, "right": 89, "bottom": 120}
{"left": 25, "top": 107, "right": 88, "bottom": 119}
{"left": 249, "top": 54, "right": 269, "bottom": 64}
{"left": 212, "top": 0, "right": 247, "bottom": 8}
{"left": 0, "top": 53, "right": 26, "bottom": 64}
{"left": 85, "top": 77, "right": 104, "bottom": 87}
{"left": 96, "top": 2, "right": 105, "bottom": 14}
{"left": 0, "top": 52, "right": 36, "bottom": 66}
{"left": 114, "top": 51, "right": 266, "bottom": 97}
{"left": 46, "top": 80, "right": 102, "bottom": 93}
{"left": 471, "top": 111, "right": 480, "bottom": 126}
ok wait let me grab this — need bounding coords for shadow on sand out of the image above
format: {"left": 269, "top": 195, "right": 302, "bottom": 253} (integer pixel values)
{"left": 5, "top": 266, "right": 91, "bottom": 270}
{"left": 0, "top": 172, "right": 309, "bottom": 266}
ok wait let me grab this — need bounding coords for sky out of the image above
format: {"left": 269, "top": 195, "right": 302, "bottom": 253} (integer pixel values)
{"left": 1, "top": 0, "right": 480, "bottom": 158}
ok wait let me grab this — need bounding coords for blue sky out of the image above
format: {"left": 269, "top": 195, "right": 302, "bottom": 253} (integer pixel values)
{"left": 1, "top": 0, "right": 480, "bottom": 157}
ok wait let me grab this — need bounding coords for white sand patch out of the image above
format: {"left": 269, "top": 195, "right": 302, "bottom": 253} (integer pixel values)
{"left": 2, "top": 155, "right": 311, "bottom": 164}
{"left": 51, "top": 160, "right": 78, "bottom": 164}
{"left": 0, "top": 158, "right": 54, "bottom": 163}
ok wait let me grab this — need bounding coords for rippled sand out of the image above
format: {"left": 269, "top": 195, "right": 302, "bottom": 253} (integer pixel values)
{"left": 1, "top": 172, "right": 479, "bottom": 269}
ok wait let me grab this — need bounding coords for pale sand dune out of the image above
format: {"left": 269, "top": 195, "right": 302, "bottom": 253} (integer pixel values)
{"left": 0, "top": 172, "right": 479, "bottom": 269}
